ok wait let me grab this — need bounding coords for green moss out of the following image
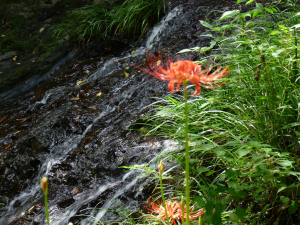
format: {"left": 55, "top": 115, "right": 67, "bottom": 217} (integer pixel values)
{"left": 37, "top": 51, "right": 50, "bottom": 62}
{"left": 14, "top": 63, "right": 29, "bottom": 76}
{"left": 0, "top": 63, "right": 29, "bottom": 84}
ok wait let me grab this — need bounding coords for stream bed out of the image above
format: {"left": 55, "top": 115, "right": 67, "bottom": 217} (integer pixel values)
{"left": 0, "top": 0, "right": 237, "bottom": 224}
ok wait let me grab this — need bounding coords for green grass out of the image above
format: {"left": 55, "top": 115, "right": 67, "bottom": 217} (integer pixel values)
{"left": 49, "top": 0, "right": 165, "bottom": 42}
{"left": 136, "top": 0, "right": 300, "bottom": 224}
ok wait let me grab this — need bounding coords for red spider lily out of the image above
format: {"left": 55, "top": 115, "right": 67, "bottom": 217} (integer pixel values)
{"left": 133, "top": 51, "right": 228, "bottom": 95}
{"left": 145, "top": 199, "right": 204, "bottom": 224}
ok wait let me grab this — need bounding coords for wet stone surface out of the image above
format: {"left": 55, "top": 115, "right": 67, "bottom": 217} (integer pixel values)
{"left": 0, "top": 0, "right": 243, "bottom": 224}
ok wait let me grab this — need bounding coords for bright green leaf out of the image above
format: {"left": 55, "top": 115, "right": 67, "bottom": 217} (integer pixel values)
{"left": 277, "top": 160, "right": 293, "bottom": 167}
{"left": 269, "top": 30, "right": 281, "bottom": 35}
{"left": 256, "top": 3, "right": 264, "bottom": 13}
{"left": 197, "top": 166, "right": 210, "bottom": 173}
{"left": 264, "top": 7, "right": 273, "bottom": 14}
{"left": 199, "top": 20, "right": 213, "bottom": 29}
{"left": 236, "top": 207, "right": 246, "bottom": 220}
{"left": 253, "top": 10, "right": 260, "bottom": 18}
{"left": 289, "top": 200, "right": 298, "bottom": 213}
{"left": 236, "top": 147, "right": 251, "bottom": 157}
{"left": 277, "top": 186, "right": 287, "bottom": 193}
{"left": 280, "top": 196, "right": 289, "bottom": 204}
{"left": 219, "top": 10, "right": 240, "bottom": 21}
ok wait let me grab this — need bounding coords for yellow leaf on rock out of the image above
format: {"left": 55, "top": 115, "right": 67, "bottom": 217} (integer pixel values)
{"left": 96, "top": 92, "right": 102, "bottom": 97}
{"left": 70, "top": 97, "right": 80, "bottom": 101}
{"left": 86, "top": 70, "right": 90, "bottom": 73}
{"left": 28, "top": 205, "right": 36, "bottom": 212}
{"left": 13, "top": 56, "right": 17, "bottom": 61}
{"left": 76, "top": 79, "right": 86, "bottom": 86}
{"left": 124, "top": 71, "right": 129, "bottom": 78}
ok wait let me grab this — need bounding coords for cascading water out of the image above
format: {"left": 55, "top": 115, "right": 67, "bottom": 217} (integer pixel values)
{"left": 0, "top": 0, "right": 234, "bottom": 224}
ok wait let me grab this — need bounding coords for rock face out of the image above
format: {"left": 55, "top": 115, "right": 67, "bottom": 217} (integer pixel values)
{"left": 0, "top": 51, "right": 17, "bottom": 62}
{"left": 0, "top": 0, "right": 243, "bottom": 224}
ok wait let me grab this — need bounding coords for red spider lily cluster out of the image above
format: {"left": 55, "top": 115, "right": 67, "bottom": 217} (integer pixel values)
{"left": 145, "top": 199, "right": 204, "bottom": 224}
{"left": 133, "top": 51, "right": 228, "bottom": 95}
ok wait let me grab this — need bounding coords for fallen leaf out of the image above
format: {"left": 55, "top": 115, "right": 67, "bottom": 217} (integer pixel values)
{"left": 13, "top": 56, "right": 17, "bottom": 61}
{"left": 96, "top": 92, "right": 102, "bottom": 97}
{"left": 75, "top": 115, "right": 80, "bottom": 120}
{"left": 0, "top": 116, "right": 6, "bottom": 122}
{"left": 70, "top": 97, "right": 80, "bottom": 101}
{"left": 28, "top": 205, "right": 36, "bottom": 212}
{"left": 88, "top": 107, "right": 96, "bottom": 110}
{"left": 72, "top": 187, "right": 79, "bottom": 195}
{"left": 5, "top": 143, "right": 12, "bottom": 150}
{"left": 118, "top": 156, "right": 123, "bottom": 162}
{"left": 76, "top": 79, "right": 87, "bottom": 86}
{"left": 19, "top": 118, "right": 27, "bottom": 121}
{"left": 156, "top": 60, "right": 161, "bottom": 66}
{"left": 124, "top": 71, "right": 129, "bottom": 78}
{"left": 86, "top": 70, "right": 90, "bottom": 73}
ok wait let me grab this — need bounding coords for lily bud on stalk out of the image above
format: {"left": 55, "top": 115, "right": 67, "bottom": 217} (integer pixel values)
{"left": 158, "top": 160, "right": 165, "bottom": 174}
{"left": 41, "top": 177, "right": 48, "bottom": 195}
{"left": 41, "top": 176, "right": 50, "bottom": 225}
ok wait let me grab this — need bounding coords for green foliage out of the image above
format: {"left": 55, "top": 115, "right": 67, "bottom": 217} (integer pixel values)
{"left": 140, "top": 0, "right": 300, "bottom": 224}
{"left": 49, "top": 0, "right": 165, "bottom": 42}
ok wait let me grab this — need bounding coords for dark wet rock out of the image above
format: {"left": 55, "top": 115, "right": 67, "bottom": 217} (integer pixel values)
{"left": 57, "top": 196, "right": 75, "bottom": 208}
{"left": 0, "top": 51, "right": 17, "bottom": 62}
{"left": 17, "top": 136, "right": 48, "bottom": 156}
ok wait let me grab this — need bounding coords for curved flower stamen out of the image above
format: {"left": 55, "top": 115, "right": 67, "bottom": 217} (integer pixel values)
{"left": 145, "top": 199, "right": 204, "bottom": 224}
{"left": 134, "top": 51, "right": 229, "bottom": 95}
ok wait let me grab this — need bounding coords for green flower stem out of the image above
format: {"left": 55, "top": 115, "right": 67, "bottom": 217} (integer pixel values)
{"left": 159, "top": 170, "right": 170, "bottom": 225}
{"left": 44, "top": 192, "right": 50, "bottom": 225}
{"left": 181, "top": 196, "right": 185, "bottom": 225}
{"left": 183, "top": 80, "right": 190, "bottom": 225}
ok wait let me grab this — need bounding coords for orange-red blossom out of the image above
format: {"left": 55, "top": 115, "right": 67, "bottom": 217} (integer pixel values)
{"left": 134, "top": 51, "right": 228, "bottom": 95}
{"left": 145, "top": 199, "right": 204, "bottom": 224}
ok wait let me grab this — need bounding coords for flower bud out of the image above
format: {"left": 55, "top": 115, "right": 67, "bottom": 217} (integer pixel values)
{"left": 41, "top": 177, "right": 48, "bottom": 195}
{"left": 158, "top": 160, "right": 165, "bottom": 174}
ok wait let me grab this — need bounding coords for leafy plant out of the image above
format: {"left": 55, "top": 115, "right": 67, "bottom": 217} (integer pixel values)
{"left": 140, "top": 0, "right": 300, "bottom": 224}
{"left": 50, "top": 0, "right": 165, "bottom": 43}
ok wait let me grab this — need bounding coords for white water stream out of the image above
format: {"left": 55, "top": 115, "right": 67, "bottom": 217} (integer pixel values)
{"left": 1, "top": 6, "right": 184, "bottom": 225}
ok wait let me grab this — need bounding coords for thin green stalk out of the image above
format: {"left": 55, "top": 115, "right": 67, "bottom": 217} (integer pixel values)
{"left": 183, "top": 80, "right": 190, "bottom": 225}
{"left": 293, "top": 27, "right": 298, "bottom": 84}
{"left": 159, "top": 161, "right": 170, "bottom": 225}
{"left": 41, "top": 177, "right": 50, "bottom": 225}
{"left": 44, "top": 194, "right": 50, "bottom": 225}
{"left": 181, "top": 196, "right": 185, "bottom": 225}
